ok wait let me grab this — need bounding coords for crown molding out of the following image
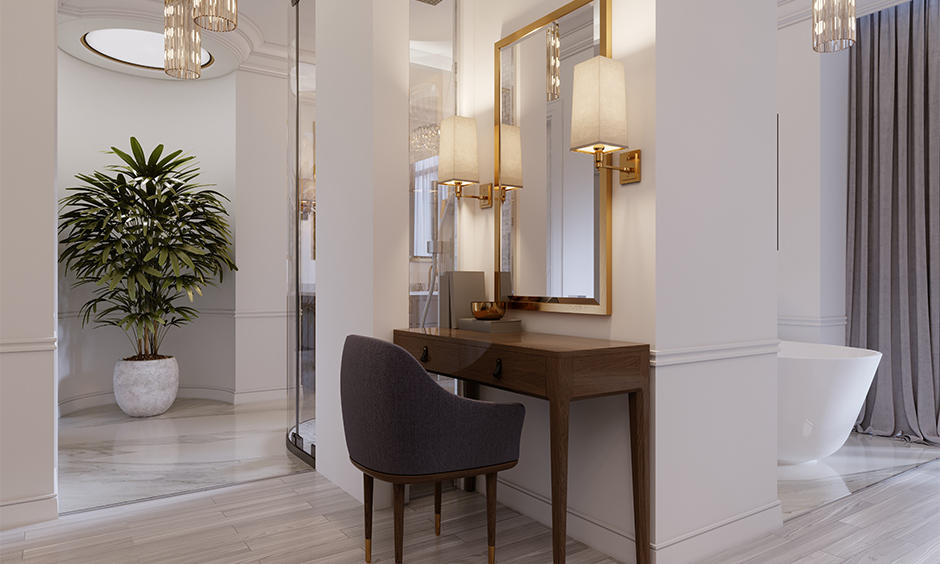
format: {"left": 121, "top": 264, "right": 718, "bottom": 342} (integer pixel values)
{"left": 778, "top": 0, "right": 912, "bottom": 30}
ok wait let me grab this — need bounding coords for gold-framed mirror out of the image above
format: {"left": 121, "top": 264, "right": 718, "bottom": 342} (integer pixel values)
{"left": 494, "top": 0, "right": 612, "bottom": 315}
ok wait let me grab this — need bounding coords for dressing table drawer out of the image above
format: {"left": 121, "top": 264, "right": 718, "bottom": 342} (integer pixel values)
{"left": 395, "top": 332, "right": 460, "bottom": 375}
{"left": 459, "top": 345, "right": 546, "bottom": 397}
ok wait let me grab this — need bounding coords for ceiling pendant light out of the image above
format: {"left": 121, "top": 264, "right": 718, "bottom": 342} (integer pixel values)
{"left": 813, "top": 0, "right": 856, "bottom": 53}
{"left": 165, "top": 0, "right": 202, "bottom": 79}
{"left": 193, "top": 0, "right": 238, "bottom": 33}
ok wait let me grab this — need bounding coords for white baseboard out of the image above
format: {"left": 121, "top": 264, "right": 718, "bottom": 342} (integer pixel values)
{"left": 651, "top": 501, "right": 782, "bottom": 564}
{"left": 176, "top": 386, "right": 235, "bottom": 403}
{"left": 57, "top": 391, "right": 116, "bottom": 416}
{"left": 232, "top": 387, "right": 287, "bottom": 404}
{"left": 494, "top": 478, "right": 638, "bottom": 563}
{"left": 0, "top": 494, "right": 58, "bottom": 532}
{"left": 493, "top": 477, "right": 781, "bottom": 564}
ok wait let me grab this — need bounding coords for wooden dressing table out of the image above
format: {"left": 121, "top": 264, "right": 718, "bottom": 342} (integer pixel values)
{"left": 394, "top": 328, "right": 650, "bottom": 564}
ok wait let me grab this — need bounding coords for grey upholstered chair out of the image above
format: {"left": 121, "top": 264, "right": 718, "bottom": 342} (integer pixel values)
{"left": 340, "top": 334, "right": 526, "bottom": 564}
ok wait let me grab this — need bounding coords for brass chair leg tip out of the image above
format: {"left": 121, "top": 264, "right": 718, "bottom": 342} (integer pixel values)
{"left": 435, "top": 513, "right": 441, "bottom": 535}
{"left": 488, "top": 545, "right": 495, "bottom": 564}
{"left": 365, "top": 539, "right": 371, "bottom": 563}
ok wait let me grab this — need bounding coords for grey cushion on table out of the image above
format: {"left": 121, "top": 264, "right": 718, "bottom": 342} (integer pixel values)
{"left": 341, "top": 334, "right": 525, "bottom": 477}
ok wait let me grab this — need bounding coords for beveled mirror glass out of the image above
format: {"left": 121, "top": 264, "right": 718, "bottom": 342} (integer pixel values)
{"left": 494, "top": 0, "right": 612, "bottom": 315}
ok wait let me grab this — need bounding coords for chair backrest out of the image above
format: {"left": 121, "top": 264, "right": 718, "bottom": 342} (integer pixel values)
{"left": 340, "top": 334, "right": 526, "bottom": 477}
{"left": 341, "top": 334, "right": 455, "bottom": 475}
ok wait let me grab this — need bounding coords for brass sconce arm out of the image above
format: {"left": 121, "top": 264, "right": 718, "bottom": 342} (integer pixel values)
{"left": 592, "top": 148, "right": 641, "bottom": 185}
{"left": 453, "top": 182, "right": 494, "bottom": 209}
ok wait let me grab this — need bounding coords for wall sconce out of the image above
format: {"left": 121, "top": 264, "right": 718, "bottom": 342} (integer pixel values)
{"left": 438, "top": 115, "right": 493, "bottom": 208}
{"left": 498, "top": 124, "right": 523, "bottom": 202}
{"left": 570, "top": 55, "right": 641, "bottom": 185}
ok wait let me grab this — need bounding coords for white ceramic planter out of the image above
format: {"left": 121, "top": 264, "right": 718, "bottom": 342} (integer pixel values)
{"left": 113, "top": 356, "right": 179, "bottom": 417}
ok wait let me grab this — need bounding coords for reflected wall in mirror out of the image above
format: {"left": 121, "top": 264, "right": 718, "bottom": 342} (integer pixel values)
{"left": 495, "top": 0, "right": 612, "bottom": 314}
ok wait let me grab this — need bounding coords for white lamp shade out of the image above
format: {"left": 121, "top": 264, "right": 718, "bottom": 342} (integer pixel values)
{"left": 500, "top": 124, "right": 523, "bottom": 190}
{"left": 570, "top": 55, "right": 628, "bottom": 154}
{"left": 438, "top": 115, "right": 479, "bottom": 185}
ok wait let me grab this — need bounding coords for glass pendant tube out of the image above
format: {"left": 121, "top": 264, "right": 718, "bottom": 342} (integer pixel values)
{"left": 165, "top": 0, "right": 201, "bottom": 79}
{"left": 194, "top": 0, "right": 238, "bottom": 32}
{"left": 813, "top": 0, "right": 856, "bottom": 53}
{"left": 547, "top": 22, "right": 560, "bottom": 101}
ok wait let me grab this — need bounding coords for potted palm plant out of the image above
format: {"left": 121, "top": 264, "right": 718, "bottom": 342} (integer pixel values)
{"left": 59, "top": 137, "right": 237, "bottom": 417}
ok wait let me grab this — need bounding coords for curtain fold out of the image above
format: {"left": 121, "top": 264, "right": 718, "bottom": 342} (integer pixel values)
{"left": 847, "top": 0, "right": 940, "bottom": 445}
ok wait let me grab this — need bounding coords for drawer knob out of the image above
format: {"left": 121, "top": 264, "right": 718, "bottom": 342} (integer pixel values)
{"left": 493, "top": 358, "right": 502, "bottom": 379}
{"left": 420, "top": 346, "right": 429, "bottom": 363}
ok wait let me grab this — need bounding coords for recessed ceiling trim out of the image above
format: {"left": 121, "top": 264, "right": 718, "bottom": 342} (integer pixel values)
{"left": 81, "top": 30, "right": 214, "bottom": 72}
{"left": 58, "top": 1, "right": 261, "bottom": 80}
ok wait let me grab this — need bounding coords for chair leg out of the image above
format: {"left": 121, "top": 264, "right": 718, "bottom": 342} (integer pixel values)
{"left": 486, "top": 473, "right": 497, "bottom": 564}
{"left": 434, "top": 481, "right": 442, "bottom": 535}
{"left": 363, "top": 474, "right": 373, "bottom": 563}
{"left": 394, "top": 483, "right": 405, "bottom": 564}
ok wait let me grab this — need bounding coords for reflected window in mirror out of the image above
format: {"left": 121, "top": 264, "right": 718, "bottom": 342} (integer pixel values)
{"left": 409, "top": 0, "right": 457, "bottom": 328}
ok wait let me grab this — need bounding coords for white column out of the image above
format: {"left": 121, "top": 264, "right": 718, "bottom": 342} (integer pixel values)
{"left": 777, "top": 19, "right": 850, "bottom": 345}
{"left": 652, "top": 1, "right": 781, "bottom": 562}
{"left": 0, "top": 0, "right": 59, "bottom": 530}
{"left": 234, "top": 69, "right": 290, "bottom": 404}
{"left": 315, "top": 0, "right": 410, "bottom": 504}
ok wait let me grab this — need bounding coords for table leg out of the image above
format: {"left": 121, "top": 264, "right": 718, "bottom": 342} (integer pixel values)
{"left": 548, "top": 392, "right": 570, "bottom": 564}
{"left": 629, "top": 388, "right": 649, "bottom": 564}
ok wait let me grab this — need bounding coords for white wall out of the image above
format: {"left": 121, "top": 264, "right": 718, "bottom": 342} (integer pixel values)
{"left": 315, "top": 0, "right": 411, "bottom": 506}
{"left": 56, "top": 52, "right": 239, "bottom": 413}
{"left": 454, "top": 1, "right": 780, "bottom": 563}
{"left": 234, "top": 69, "right": 290, "bottom": 404}
{"left": 56, "top": 52, "right": 291, "bottom": 412}
{"left": 776, "top": 19, "right": 849, "bottom": 346}
{"left": 0, "top": 0, "right": 60, "bottom": 530}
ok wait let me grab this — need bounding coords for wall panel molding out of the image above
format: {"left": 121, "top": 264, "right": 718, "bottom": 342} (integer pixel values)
{"left": 650, "top": 340, "right": 779, "bottom": 367}
{"left": 0, "top": 338, "right": 57, "bottom": 354}
{"left": 777, "top": 315, "right": 847, "bottom": 328}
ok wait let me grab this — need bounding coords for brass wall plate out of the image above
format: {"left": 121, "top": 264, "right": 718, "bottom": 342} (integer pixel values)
{"left": 479, "top": 183, "right": 493, "bottom": 209}
{"left": 619, "top": 149, "right": 641, "bottom": 185}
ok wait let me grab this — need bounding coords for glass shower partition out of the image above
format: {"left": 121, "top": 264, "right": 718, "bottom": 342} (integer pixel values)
{"left": 286, "top": 0, "right": 316, "bottom": 466}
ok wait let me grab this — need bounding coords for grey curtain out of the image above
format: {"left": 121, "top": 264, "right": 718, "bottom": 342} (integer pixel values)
{"left": 847, "top": 0, "right": 939, "bottom": 445}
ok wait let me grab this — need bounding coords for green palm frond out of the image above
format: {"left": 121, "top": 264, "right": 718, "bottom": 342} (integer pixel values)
{"left": 58, "top": 137, "right": 237, "bottom": 359}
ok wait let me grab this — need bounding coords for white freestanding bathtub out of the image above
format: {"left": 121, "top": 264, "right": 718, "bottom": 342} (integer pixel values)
{"left": 777, "top": 341, "right": 882, "bottom": 464}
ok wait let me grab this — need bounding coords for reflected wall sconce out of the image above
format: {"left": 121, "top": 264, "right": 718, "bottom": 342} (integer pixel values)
{"left": 570, "top": 55, "right": 641, "bottom": 185}
{"left": 498, "top": 124, "right": 523, "bottom": 202}
{"left": 813, "top": 0, "right": 856, "bottom": 53}
{"left": 546, "top": 22, "right": 560, "bottom": 101}
{"left": 439, "top": 115, "right": 493, "bottom": 209}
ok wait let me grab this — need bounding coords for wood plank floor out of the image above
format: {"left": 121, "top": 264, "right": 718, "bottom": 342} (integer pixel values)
{"left": 0, "top": 472, "right": 618, "bottom": 564}
{"left": 699, "top": 459, "right": 940, "bottom": 564}
{"left": 2, "top": 460, "right": 937, "bottom": 564}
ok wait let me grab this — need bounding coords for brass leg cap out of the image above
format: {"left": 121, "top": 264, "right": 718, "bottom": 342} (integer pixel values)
{"left": 365, "top": 539, "right": 371, "bottom": 563}
{"left": 435, "top": 513, "right": 441, "bottom": 536}
{"left": 488, "top": 545, "right": 495, "bottom": 564}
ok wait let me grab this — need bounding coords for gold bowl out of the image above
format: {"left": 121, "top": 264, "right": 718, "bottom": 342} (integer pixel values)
{"left": 471, "top": 301, "right": 506, "bottom": 320}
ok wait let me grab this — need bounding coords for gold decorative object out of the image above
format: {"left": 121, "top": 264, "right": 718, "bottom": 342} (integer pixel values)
{"left": 193, "top": 0, "right": 238, "bottom": 32}
{"left": 471, "top": 301, "right": 506, "bottom": 320}
{"left": 164, "top": 0, "right": 201, "bottom": 79}
{"left": 494, "top": 0, "right": 613, "bottom": 316}
{"left": 813, "top": 0, "right": 856, "bottom": 53}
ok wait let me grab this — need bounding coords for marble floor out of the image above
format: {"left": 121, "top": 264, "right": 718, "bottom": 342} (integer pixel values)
{"left": 777, "top": 432, "right": 940, "bottom": 520}
{"left": 57, "top": 398, "right": 314, "bottom": 514}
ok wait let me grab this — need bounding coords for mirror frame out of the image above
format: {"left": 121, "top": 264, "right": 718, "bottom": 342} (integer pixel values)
{"left": 493, "top": 0, "right": 612, "bottom": 315}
